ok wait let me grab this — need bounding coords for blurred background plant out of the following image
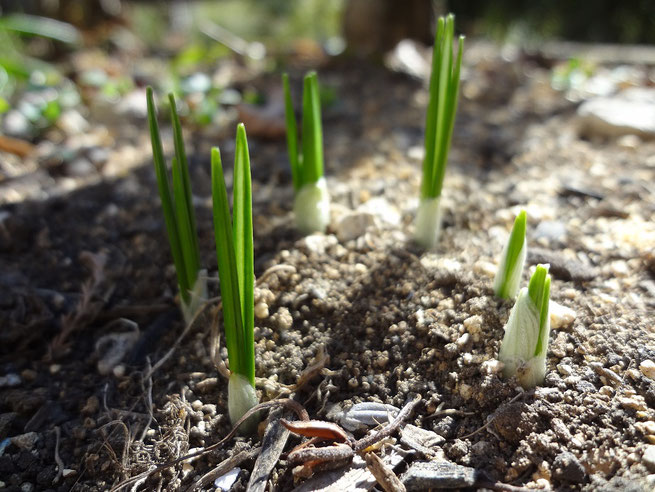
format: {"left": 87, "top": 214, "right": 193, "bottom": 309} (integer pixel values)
{"left": 0, "top": 0, "right": 652, "bottom": 142}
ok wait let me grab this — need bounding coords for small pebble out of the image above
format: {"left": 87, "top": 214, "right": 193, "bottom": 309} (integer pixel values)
{"left": 640, "top": 360, "right": 655, "bottom": 380}
{"left": 215, "top": 467, "right": 240, "bottom": 491}
{"left": 191, "top": 400, "right": 203, "bottom": 411}
{"left": 254, "top": 302, "right": 269, "bottom": 319}
{"left": 336, "top": 211, "right": 377, "bottom": 242}
{"left": 459, "top": 383, "right": 473, "bottom": 400}
{"left": 275, "top": 308, "right": 293, "bottom": 330}
{"left": 643, "top": 446, "right": 655, "bottom": 472}
{"left": 298, "top": 234, "right": 337, "bottom": 255}
{"left": 62, "top": 469, "right": 77, "bottom": 478}
{"left": 619, "top": 396, "right": 647, "bottom": 411}
{"left": 20, "top": 482, "right": 34, "bottom": 492}
{"left": 10, "top": 432, "right": 38, "bottom": 451}
{"left": 20, "top": 370, "right": 37, "bottom": 382}
{"left": 463, "top": 315, "right": 482, "bottom": 341}
{"left": 0, "top": 373, "right": 21, "bottom": 388}
{"left": 481, "top": 359, "right": 503, "bottom": 375}
{"left": 550, "top": 301, "right": 576, "bottom": 329}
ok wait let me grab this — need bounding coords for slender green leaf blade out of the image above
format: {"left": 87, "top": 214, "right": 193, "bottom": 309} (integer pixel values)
{"left": 433, "top": 31, "right": 464, "bottom": 197}
{"left": 421, "top": 16, "right": 445, "bottom": 199}
{"left": 172, "top": 156, "right": 198, "bottom": 293}
{"left": 169, "top": 93, "right": 200, "bottom": 277}
{"left": 233, "top": 124, "right": 255, "bottom": 386}
{"left": 146, "top": 87, "right": 189, "bottom": 301}
{"left": 528, "top": 264, "right": 549, "bottom": 311}
{"left": 211, "top": 147, "right": 245, "bottom": 377}
{"left": 301, "top": 72, "right": 324, "bottom": 185}
{"left": 429, "top": 14, "right": 454, "bottom": 198}
{"left": 282, "top": 73, "right": 301, "bottom": 191}
{"left": 534, "top": 274, "right": 551, "bottom": 357}
{"left": 495, "top": 209, "right": 527, "bottom": 299}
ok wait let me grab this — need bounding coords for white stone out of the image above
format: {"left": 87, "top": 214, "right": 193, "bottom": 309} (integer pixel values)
{"left": 481, "top": 359, "right": 503, "bottom": 375}
{"left": 0, "top": 373, "right": 21, "bottom": 388}
{"left": 254, "top": 302, "right": 269, "bottom": 319}
{"left": 550, "top": 301, "right": 576, "bottom": 329}
{"left": 336, "top": 211, "right": 377, "bottom": 242}
{"left": 358, "top": 197, "right": 401, "bottom": 225}
{"left": 643, "top": 446, "right": 655, "bottom": 472}
{"left": 577, "top": 88, "right": 655, "bottom": 138}
{"left": 298, "top": 233, "right": 337, "bottom": 255}
{"left": 10, "top": 432, "right": 39, "bottom": 451}
{"left": 214, "top": 467, "right": 241, "bottom": 491}
{"left": 640, "top": 360, "right": 655, "bottom": 380}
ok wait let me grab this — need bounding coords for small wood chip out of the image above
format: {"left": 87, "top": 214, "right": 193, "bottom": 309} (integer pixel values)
{"left": 365, "top": 452, "right": 406, "bottom": 492}
{"left": 248, "top": 410, "right": 290, "bottom": 492}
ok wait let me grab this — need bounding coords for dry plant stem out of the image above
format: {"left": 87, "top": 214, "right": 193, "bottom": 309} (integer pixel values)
{"left": 365, "top": 452, "right": 406, "bottom": 492}
{"left": 354, "top": 394, "right": 421, "bottom": 452}
{"left": 53, "top": 426, "right": 64, "bottom": 485}
{"left": 109, "top": 399, "right": 309, "bottom": 491}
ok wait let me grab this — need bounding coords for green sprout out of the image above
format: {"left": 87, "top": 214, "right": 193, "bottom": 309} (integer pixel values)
{"left": 283, "top": 71, "right": 330, "bottom": 234}
{"left": 211, "top": 124, "right": 259, "bottom": 430}
{"left": 494, "top": 210, "right": 527, "bottom": 299}
{"left": 146, "top": 87, "right": 207, "bottom": 324}
{"left": 498, "top": 264, "right": 551, "bottom": 389}
{"left": 415, "top": 13, "right": 464, "bottom": 250}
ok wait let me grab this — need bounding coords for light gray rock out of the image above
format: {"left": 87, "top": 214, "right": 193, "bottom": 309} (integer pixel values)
{"left": 644, "top": 445, "right": 655, "bottom": 472}
{"left": 402, "top": 461, "right": 479, "bottom": 490}
{"left": 11, "top": 432, "right": 39, "bottom": 451}
{"left": 336, "top": 212, "right": 377, "bottom": 242}
{"left": 577, "top": 88, "right": 655, "bottom": 138}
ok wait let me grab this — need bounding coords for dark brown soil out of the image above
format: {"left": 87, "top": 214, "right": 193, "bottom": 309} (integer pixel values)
{"left": 1, "top": 42, "right": 655, "bottom": 492}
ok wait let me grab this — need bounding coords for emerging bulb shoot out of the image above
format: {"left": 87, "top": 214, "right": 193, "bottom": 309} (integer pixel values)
{"left": 414, "top": 196, "right": 443, "bottom": 250}
{"left": 228, "top": 372, "right": 260, "bottom": 434}
{"left": 498, "top": 264, "right": 551, "bottom": 389}
{"left": 293, "top": 177, "right": 330, "bottom": 235}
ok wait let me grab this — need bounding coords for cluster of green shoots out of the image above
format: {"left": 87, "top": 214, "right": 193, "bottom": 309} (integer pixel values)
{"left": 415, "top": 14, "right": 464, "bottom": 250}
{"left": 147, "top": 90, "right": 258, "bottom": 427}
{"left": 283, "top": 71, "right": 330, "bottom": 234}
{"left": 146, "top": 12, "right": 556, "bottom": 432}
{"left": 494, "top": 210, "right": 552, "bottom": 388}
{"left": 146, "top": 88, "right": 207, "bottom": 324}
{"left": 210, "top": 126, "right": 259, "bottom": 430}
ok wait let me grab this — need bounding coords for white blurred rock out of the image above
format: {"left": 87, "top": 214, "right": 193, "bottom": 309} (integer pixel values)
{"left": 577, "top": 88, "right": 655, "bottom": 138}
{"left": 550, "top": 301, "right": 576, "bottom": 329}
{"left": 11, "top": 432, "right": 38, "bottom": 451}
{"left": 298, "top": 233, "right": 338, "bottom": 255}
{"left": 640, "top": 360, "right": 655, "bottom": 380}
{"left": 358, "top": 197, "right": 401, "bottom": 225}
{"left": 336, "top": 211, "right": 377, "bottom": 242}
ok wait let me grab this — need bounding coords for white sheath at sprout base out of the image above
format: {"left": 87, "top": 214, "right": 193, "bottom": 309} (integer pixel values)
{"left": 228, "top": 373, "right": 259, "bottom": 432}
{"left": 415, "top": 196, "right": 442, "bottom": 250}
{"left": 293, "top": 178, "right": 330, "bottom": 234}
